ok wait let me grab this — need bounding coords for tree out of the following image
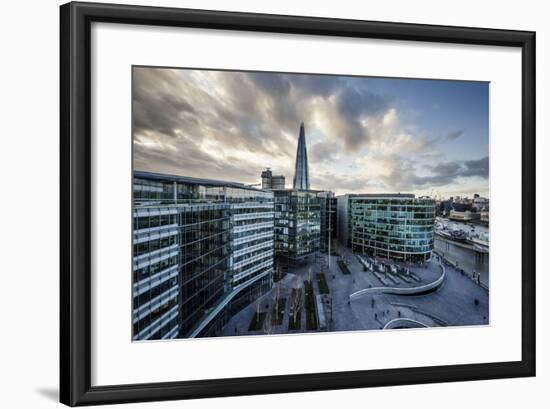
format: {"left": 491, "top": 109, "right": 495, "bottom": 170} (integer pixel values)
{"left": 274, "top": 280, "right": 280, "bottom": 320}
{"left": 255, "top": 287, "right": 262, "bottom": 322}
{"left": 289, "top": 288, "right": 303, "bottom": 328}
{"left": 263, "top": 307, "right": 274, "bottom": 335}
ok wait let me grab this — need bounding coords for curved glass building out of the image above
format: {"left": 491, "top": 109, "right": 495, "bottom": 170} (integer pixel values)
{"left": 338, "top": 194, "right": 436, "bottom": 262}
{"left": 132, "top": 171, "right": 274, "bottom": 340}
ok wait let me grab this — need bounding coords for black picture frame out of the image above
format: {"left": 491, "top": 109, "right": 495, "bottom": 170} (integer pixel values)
{"left": 60, "top": 1, "right": 536, "bottom": 406}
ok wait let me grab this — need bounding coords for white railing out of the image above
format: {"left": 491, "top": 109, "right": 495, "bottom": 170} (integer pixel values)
{"left": 232, "top": 212, "right": 274, "bottom": 222}
{"left": 133, "top": 244, "right": 179, "bottom": 270}
{"left": 233, "top": 252, "right": 272, "bottom": 270}
{"left": 231, "top": 202, "right": 274, "bottom": 210}
{"left": 187, "top": 270, "right": 271, "bottom": 338}
{"left": 133, "top": 224, "right": 178, "bottom": 245}
{"left": 350, "top": 261, "right": 445, "bottom": 300}
{"left": 233, "top": 259, "right": 273, "bottom": 282}
{"left": 382, "top": 318, "right": 429, "bottom": 330}
{"left": 233, "top": 240, "right": 273, "bottom": 258}
{"left": 134, "top": 206, "right": 178, "bottom": 218}
{"left": 133, "top": 286, "right": 179, "bottom": 323}
{"left": 233, "top": 221, "right": 274, "bottom": 234}
{"left": 133, "top": 265, "right": 179, "bottom": 297}
{"left": 133, "top": 305, "right": 179, "bottom": 341}
{"left": 233, "top": 231, "right": 273, "bottom": 246}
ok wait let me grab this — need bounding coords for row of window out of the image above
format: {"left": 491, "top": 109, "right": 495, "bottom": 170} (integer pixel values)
{"left": 133, "top": 293, "right": 178, "bottom": 337}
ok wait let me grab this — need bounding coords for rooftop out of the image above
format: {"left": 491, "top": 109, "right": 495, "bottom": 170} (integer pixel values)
{"left": 134, "top": 170, "right": 268, "bottom": 193}
{"left": 339, "top": 193, "right": 416, "bottom": 199}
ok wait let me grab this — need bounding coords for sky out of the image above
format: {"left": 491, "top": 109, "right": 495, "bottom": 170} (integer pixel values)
{"left": 133, "top": 67, "right": 489, "bottom": 198}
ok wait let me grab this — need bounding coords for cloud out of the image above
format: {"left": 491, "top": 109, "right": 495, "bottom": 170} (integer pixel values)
{"left": 311, "top": 170, "right": 371, "bottom": 193}
{"left": 133, "top": 69, "right": 198, "bottom": 138}
{"left": 430, "top": 156, "right": 488, "bottom": 179}
{"left": 134, "top": 136, "right": 272, "bottom": 187}
{"left": 132, "top": 67, "right": 488, "bottom": 197}
{"left": 378, "top": 156, "right": 489, "bottom": 192}
{"left": 133, "top": 67, "right": 392, "bottom": 182}
{"left": 309, "top": 140, "right": 342, "bottom": 163}
{"left": 446, "top": 129, "right": 465, "bottom": 140}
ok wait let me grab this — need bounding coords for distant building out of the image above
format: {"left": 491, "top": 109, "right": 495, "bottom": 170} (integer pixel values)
{"left": 271, "top": 175, "right": 285, "bottom": 189}
{"left": 438, "top": 200, "right": 472, "bottom": 217}
{"left": 133, "top": 171, "right": 274, "bottom": 340}
{"left": 261, "top": 168, "right": 286, "bottom": 190}
{"left": 437, "top": 200, "right": 451, "bottom": 216}
{"left": 449, "top": 209, "right": 481, "bottom": 222}
{"left": 292, "top": 122, "right": 310, "bottom": 190}
{"left": 337, "top": 194, "right": 436, "bottom": 262}
{"left": 272, "top": 123, "right": 322, "bottom": 271}
{"left": 472, "top": 196, "right": 489, "bottom": 211}
{"left": 480, "top": 211, "right": 489, "bottom": 224}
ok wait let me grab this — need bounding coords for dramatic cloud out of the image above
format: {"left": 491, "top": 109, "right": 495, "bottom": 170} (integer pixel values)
{"left": 309, "top": 140, "right": 342, "bottom": 163}
{"left": 355, "top": 154, "right": 489, "bottom": 194}
{"left": 133, "top": 67, "right": 489, "bottom": 197}
{"left": 446, "top": 129, "right": 465, "bottom": 140}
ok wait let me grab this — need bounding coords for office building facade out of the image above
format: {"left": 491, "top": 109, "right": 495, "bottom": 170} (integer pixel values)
{"left": 261, "top": 168, "right": 286, "bottom": 190}
{"left": 133, "top": 171, "right": 274, "bottom": 340}
{"left": 338, "top": 194, "right": 436, "bottom": 262}
{"left": 318, "top": 191, "right": 337, "bottom": 254}
{"left": 273, "top": 189, "right": 321, "bottom": 272}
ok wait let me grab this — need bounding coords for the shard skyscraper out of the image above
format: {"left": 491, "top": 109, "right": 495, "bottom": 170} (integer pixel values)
{"left": 292, "top": 122, "right": 310, "bottom": 190}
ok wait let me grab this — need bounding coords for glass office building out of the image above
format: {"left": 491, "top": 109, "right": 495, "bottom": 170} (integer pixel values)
{"left": 273, "top": 190, "right": 321, "bottom": 272}
{"left": 338, "top": 194, "right": 436, "bottom": 262}
{"left": 133, "top": 171, "right": 274, "bottom": 340}
{"left": 318, "top": 191, "right": 337, "bottom": 254}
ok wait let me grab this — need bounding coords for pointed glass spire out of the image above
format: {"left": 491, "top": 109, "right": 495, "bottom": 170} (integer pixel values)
{"left": 292, "top": 122, "right": 310, "bottom": 190}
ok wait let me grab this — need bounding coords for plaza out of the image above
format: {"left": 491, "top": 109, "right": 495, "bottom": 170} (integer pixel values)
{"left": 220, "top": 245, "right": 489, "bottom": 337}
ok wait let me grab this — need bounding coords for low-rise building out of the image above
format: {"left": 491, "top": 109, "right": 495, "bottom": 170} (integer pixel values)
{"left": 449, "top": 209, "right": 481, "bottom": 222}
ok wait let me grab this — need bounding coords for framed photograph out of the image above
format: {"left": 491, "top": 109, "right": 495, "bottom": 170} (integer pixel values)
{"left": 60, "top": 1, "right": 536, "bottom": 406}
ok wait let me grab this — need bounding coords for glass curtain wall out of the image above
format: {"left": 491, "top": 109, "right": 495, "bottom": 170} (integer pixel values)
{"left": 349, "top": 196, "right": 436, "bottom": 262}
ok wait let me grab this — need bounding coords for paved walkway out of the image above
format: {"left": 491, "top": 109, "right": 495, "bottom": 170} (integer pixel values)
{"left": 219, "top": 247, "right": 489, "bottom": 337}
